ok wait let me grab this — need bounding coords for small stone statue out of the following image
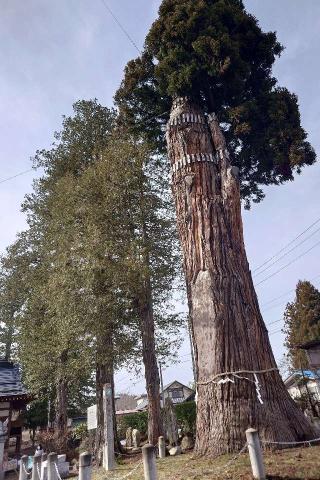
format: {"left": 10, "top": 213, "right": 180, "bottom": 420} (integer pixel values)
{"left": 132, "top": 429, "right": 141, "bottom": 448}
{"left": 163, "top": 398, "right": 178, "bottom": 447}
{"left": 125, "top": 427, "right": 133, "bottom": 448}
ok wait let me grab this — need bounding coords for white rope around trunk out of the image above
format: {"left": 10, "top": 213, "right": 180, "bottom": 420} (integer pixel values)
{"left": 197, "top": 367, "right": 278, "bottom": 404}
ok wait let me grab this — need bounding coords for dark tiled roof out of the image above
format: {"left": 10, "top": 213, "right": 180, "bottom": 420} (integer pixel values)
{"left": 297, "top": 339, "right": 320, "bottom": 350}
{"left": 0, "top": 359, "right": 28, "bottom": 399}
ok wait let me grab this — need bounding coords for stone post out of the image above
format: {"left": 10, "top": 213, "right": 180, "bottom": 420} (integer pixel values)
{"left": 47, "top": 453, "right": 58, "bottom": 480}
{"left": 142, "top": 444, "right": 157, "bottom": 480}
{"left": 79, "top": 452, "right": 92, "bottom": 480}
{"left": 158, "top": 436, "right": 165, "bottom": 459}
{"left": 32, "top": 455, "right": 41, "bottom": 480}
{"left": 41, "top": 453, "right": 47, "bottom": 480}
{"left": 103, "top": 384, "right": 115, "bottom": 471}
{"left": 19, "top": 455, "right": 29, "bottom": 480}
{"left": 245, "top": 428, "right": 266, "bottom": 480}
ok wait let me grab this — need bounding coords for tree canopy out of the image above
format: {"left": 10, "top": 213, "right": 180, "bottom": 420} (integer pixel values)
{"left": 115, "top": 0, "right": 316, "bottom": 207}
{"left": 0, "top": 99, "right": 182, "bottom": 437}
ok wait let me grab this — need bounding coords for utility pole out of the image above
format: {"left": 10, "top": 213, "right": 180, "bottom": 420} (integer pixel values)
{"left": 158, "top": 362, "right": 165, "bottom": 408}
{"left": 103, "top": 383, "right": 115, "bottom": 471}
{"left": 47, "top": 399, "right": 51, "bottom": 431}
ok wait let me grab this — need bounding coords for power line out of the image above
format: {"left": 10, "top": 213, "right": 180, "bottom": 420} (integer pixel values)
{"left": 99, "top": 0, "right": 142, "bottom": 55}
{"left": 255, "top": 239, "right": 320, "bottom": 287}
{"left": 266, "top": 318, "right": 283, "bottom": 327}
{"left": 253, "top": 216, "right": 320, "bottom": 274}
{"left": 260, "top": 273, "right": 320, "bottom": 311}
{"left": 0, "top": 168, "right": 35, "bottom": 185}
{"left": 269, "top": 328, "right": 283, "bottom": 336}
{"left": 253, "top": 226, "right": 320, "bottom": 278}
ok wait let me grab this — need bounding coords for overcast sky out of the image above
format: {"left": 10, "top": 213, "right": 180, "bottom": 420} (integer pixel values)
{"left": 1, "top": 0, "right": 319, "bottom": 394}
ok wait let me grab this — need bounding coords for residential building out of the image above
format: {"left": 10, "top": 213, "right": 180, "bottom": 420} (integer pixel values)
{"left": 135, "top": 380, "right": 195, "bottom": 410}
{"left": 284, "top": 370, "right": 320, "bottom": 402}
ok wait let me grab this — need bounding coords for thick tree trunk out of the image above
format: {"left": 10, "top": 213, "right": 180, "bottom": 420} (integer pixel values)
{"left": 95, "top": 335, "right": 118, "bottom": 464}
{"left": 166, "top": 97, "right": 314, "bottom": 456}
{"left": 137, "top": 279, "right": 162, "bottom": 445}
{"left": 55, "top": 378, "right": 68, "bottom": 435}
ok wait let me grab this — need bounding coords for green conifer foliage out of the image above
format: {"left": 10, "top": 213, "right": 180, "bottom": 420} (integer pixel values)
{"left": 115, "top": 0, "right": 316, "bottom": 206}
{"left": 284, "top": 281, "right": 320, "bottom": 369}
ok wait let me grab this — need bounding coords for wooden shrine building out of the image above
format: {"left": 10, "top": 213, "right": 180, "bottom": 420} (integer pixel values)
{"left": 0, "top": 358, "right": 30, "bottom": 454}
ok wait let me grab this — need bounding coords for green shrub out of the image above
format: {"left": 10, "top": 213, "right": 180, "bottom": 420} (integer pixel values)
{"left": 175, "top": 401, "right": 196, "bottom": 435}
{"left": 73, "top": 422, "right": 88, "bottom": 441}
{"left": 116, "top": 401, "right": 197, "bottom": 439}
{"left": 117, "top": 411, "right": 148, "bottom": 439}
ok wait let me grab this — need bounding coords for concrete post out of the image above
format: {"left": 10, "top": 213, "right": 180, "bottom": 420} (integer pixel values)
{"left": 47, "top": 453, "right": 58, "bottom": 480}
{"left": 41, "top": 453, "right": 47, "bottom": 480}
{"left": 19, "top": 455, "right": 29, "bottom": 480}
{"left": 79, "top": 452, "right": 92, "bottom": 480}
{"left": 103, "top": 383, "right": 115, "bottom": 471}
{"left": 0, "top": 432, "right": 6, "bottom": 480}
{"left": 142, "top": 444, "right": 158, "bottom": 480}
{"left": 32, "top": 455, "right": 41, "bottom": 480}
{"left": 245, "top": 428, "right": 266, "bottom": 480}
{"left": 158, "top": 437, "right": 166, "bottom": 459}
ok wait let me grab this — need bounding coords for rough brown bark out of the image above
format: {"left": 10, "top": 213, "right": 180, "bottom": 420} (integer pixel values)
{"left": 166, "top": 97, "right": 314, "bottom": 456}
{"left": 55, "top": 377, "right": 68, "bottom": 435}
{"left": 137, "top": 278, "right": 163, "bottom": 445}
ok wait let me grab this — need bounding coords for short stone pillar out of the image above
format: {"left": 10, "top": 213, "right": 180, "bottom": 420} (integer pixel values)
{"left": 47, "top": 453, "right": 58, "bottom": 480}
{"left": 79, "top": 452, "right": 92, "bottom": 480}
{"left": 32, "top": 455, "right": 42, "bottom": 480}
{"left": 158, "top": 436, "right": 165, "bottom": 459}
{"left": 142, "top": 444, "right": 158, "bottom": 480}
{"left": 245, "top": 428, "right": 266, "bottom": 480}
{"left": 19, "top": 455, "right": 29, "bottom": 480}
{"left": 41, "top": 453, "right": 47, "bottom": 480}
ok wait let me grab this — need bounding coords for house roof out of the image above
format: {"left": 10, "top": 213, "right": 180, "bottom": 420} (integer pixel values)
{"left": 297, "top": 340, "right": 320, "bottom": 350}
{"left": 284, "top": 370, "right": 320, "bottom": 387}
{"left": 163, "top": 380, "right": 194, "bottom": 392}
{"left": 0, "top": 359, "right": 29, "bottom": 401}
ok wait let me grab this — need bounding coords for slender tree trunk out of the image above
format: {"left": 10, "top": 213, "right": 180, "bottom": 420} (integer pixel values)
{"left": 55, "top": 378, "right": 68, "bottom": 435}
{"left": 4, "top": 322, "right": 14, "bottom": 361}
{"left": 95, "top": 334, "right": 118, "bottom": 464}
{"left": 137, "top": 283, "right": 163, "bottom": 445}
{"left": 134, "top": 263, "right": 163, "bottom": 446}
{"left": 166, "top": 97, "right": 314, "bottom": 456}
{"left": 134, "top": 196, "right": 162, "bottom": 445}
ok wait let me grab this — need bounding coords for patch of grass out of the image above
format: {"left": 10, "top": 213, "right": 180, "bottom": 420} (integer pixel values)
{"left": 92, "top": 445, "right": 320, "bottom": 480}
